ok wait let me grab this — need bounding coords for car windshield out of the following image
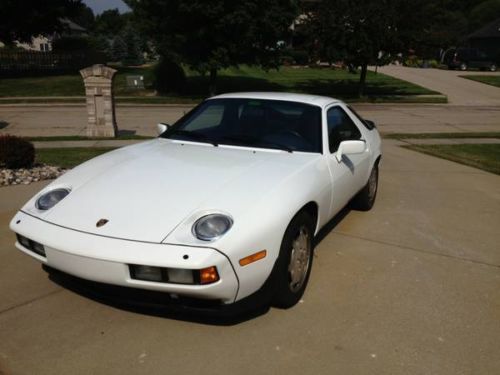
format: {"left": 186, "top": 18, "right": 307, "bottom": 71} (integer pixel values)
{"left": 161, "top": 98, "right": 322, "bottom": 153}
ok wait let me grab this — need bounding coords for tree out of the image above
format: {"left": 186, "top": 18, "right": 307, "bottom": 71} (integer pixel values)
{"left": 72, "top": 2, "right": 95, "bottom": 30}
{"left": 122, "top": 25, "right": 144, "bottom": 65}
{"left": 469, "top": 0, "right": 500, "bottom": 31}
{"left": 124, "top": 0, "right": 299, "bottom": 95}
{"left": 306, "top": 0, "right": 438, "bottom": 96}
{"left": 94, "top": 9, "right": 126, "bottom": 35}
{"left": 0, "top": 0, "right": 82, "bottom": 46}
{"left": 111, "top": 36, "right": 128, "bottom": 62}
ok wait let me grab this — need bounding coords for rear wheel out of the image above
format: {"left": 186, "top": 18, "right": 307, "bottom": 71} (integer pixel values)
{"left": 352, "top": 164, "right": 378, "bottom": 211}
{"left": 459, "top": 62, "right": 468, "bottom": 71}
{"left": 272, "top": 211, "right": 314, "bottom": 308}
{"left": 490, "top": 64, "right": 497, "bottom": 72}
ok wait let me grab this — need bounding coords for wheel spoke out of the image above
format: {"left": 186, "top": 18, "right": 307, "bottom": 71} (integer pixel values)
{"left": 288, "top": 226, "right": 311, "bottom": 292}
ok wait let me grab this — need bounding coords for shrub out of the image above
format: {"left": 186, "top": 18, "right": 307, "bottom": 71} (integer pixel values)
{"left": 153, "top": 59, "right": 186, "bottom": 94}
{"left": 281, "top": 49, "right": 310, "bottom": 65}
{"left": 52, "top": 36, "right": 92, "bottom": 52}
{"left": 0, "top": 135, "right": 35, "bottom": 169}
{"left": 289, "top": 49, "right": 310, "bottom": 65}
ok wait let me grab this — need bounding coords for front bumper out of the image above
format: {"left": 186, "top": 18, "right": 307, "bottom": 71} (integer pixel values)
{"left": 10, "top": 211, "right": 239, "bottom": 304}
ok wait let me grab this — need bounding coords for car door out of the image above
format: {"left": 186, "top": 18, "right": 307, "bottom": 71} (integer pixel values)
{"left": 326, "top": 105, "right": 370, "bottom": 216}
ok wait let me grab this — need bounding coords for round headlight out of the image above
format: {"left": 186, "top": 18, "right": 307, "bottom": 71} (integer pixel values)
{"left": 36, "top": 188, "right": 70, "bottom": 210}
{"left": 193, "top": 214, "right": 233, "bottom": 241}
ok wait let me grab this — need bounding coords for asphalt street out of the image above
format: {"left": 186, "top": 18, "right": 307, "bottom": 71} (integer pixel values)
{"left": 1, "top": 103, "right": 500, "bottom": 137}
{"left": 0, "top": 140, "right": 499, "bottom": 375}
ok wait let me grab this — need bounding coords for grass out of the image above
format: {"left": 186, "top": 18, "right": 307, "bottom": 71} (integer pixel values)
{"left": 460, "top": 75, "right": 500, "bottom": 88}
{"left": 384, "top": 132, "right": 500, "bottom": 139}
{"left": 36, "top": 147, "right": 115, "bottom": 168}
{"left": 404, "top": 144, "right": 500, "bottom": 175}
{"left": 0, "top": 64, "right": 443, "bottom": 103}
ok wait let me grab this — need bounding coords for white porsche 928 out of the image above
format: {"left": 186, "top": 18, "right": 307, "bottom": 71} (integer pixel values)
{"left": 10, "top": 92, "right": 381, "bottom": 312}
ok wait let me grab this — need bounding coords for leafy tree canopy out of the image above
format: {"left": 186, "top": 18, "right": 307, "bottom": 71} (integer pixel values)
{"left": 94, "top": 8, "right": 127, "bottom": 35}
{"left": 0, "top": 0, "right": 82, "bottom": 45}
{"left": 306, "top": 0, "right": 438, "bottom": 94}
{"left": 124, "top": 0, "right": 299, "bottom": 94}
{"left": 469, "top": 0, "right": 500, "bottom": 31}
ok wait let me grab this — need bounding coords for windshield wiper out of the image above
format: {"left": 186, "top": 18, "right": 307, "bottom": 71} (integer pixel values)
{"left": 218, "top": 134, "right": 293, "bottom": 153}
{"left": 170, "top": 129, "right": 218, "bottom": 147}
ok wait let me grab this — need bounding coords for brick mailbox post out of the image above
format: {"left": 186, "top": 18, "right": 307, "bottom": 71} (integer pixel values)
{"left": 80, "top": 64, "right": 118, "bottom": 137}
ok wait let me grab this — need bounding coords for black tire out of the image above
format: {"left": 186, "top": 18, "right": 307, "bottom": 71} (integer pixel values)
{"left": 490, "top": 64, "right": 497, "bottom": 72}
{"left": 272, "top": 211, "right": 315, "bottom": 309}
{"left": 352, "top": 164, "right": 379, "bottom": 211}
{"left": 459, "top": 62, "right": 467, "bottom": 71}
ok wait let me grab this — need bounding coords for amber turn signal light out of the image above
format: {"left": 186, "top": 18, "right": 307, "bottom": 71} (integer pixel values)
{"left": 199, "top": 266, "right": 219, "bottom": 284}
{"left": 239, "top": 250, "right": 267, "bottom": 266}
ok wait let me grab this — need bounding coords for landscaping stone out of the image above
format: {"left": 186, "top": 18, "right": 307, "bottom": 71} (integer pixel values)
{"left": 0, "top": 165, "right": 67, "bottom": 187}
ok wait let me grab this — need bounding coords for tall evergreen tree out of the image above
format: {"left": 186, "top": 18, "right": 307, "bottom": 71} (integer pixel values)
{"left": 111, "top": 35, "right": 128, "bottom": 62}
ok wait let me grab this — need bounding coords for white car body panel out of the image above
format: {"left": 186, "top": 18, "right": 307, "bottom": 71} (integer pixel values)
{"left": 10, "top": 92, "right": 381, "bottom": 305}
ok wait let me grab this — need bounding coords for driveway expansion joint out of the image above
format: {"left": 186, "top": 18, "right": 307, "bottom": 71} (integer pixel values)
{"left": 332, "top": 231, "right": 500, "bottom": 269}
{"left": 0, "top": 289, "right": 64, "bottom": 316}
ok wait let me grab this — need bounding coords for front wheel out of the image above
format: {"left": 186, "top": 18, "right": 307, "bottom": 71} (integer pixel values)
{"left": 490, "top": 64, "right": 497, "bottom": 72}
{"left": 272, "top": 211, "right": 314, "bottom": 308}
{"left": 459, "top": 62, "right": 468, "bottom": 71}
{"left": 352, "top": 164, "right": 379, "bottom": 211}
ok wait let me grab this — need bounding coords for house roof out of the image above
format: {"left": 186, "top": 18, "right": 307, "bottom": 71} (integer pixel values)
{"left": 468, "top": 18, "right": 500, "bottom": 39}
{"left": 60, "top": 18, "right": 86, "bottom": 33}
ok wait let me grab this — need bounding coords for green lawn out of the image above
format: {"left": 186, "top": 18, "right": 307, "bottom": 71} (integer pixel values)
{"left": 36, "top": 147, "right": 115, "bottom": 168}
{"left": 0, "top": 65, "right": 442, "bottom": 103}
{"left": 460, "top": 75, "right": 500, "bottom": 88}
{"left": 404, "top": 144, "right": 500, "bottom": 175}
{"left": 384, "top": 132, "right": 500, "bottom": 139}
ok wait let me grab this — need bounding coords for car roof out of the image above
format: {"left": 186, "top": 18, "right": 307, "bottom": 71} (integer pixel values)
{"left": 209, "top": 92, "right": 341, "bottom": 108}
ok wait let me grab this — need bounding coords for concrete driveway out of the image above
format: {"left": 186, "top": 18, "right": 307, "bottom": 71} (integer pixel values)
{"left": 375, "top": 65, "right": 500, "bottom": 106}
{"left": 0, "top": 140, "right": 499, "bottom": 375}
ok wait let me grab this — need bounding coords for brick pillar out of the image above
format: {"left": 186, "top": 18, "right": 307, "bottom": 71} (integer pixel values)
{"left": 80, "top": 64, "right": 118, "bottom": 137}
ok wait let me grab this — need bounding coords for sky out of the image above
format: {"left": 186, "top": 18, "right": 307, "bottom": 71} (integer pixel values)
{"left": 82, "top": 0, "right": 130, "bottom": 14}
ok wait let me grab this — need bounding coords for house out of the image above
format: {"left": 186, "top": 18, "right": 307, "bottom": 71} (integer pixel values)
{"left": 466, "top": 17, "right": 500, "bottom": 58}
{"left": 1, "top": 18, "right": 86, "bottom": 52}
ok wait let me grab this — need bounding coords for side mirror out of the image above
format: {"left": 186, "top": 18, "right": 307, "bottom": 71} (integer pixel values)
{"left": 336, "top": 140, "right": 366, "bottom": 162}
{"left": 363, "top": 120, "right": 376, "bottom": 129}
{"left": 157, "top": 123, "right": 170, "bottom": 135}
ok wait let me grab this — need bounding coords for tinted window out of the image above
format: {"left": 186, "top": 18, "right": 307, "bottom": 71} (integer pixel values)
{"left": 163, "top": 98, "right": 322, "bottom": 153}
{"left": 327, "top": 106, "right": 361, "bottom": 153}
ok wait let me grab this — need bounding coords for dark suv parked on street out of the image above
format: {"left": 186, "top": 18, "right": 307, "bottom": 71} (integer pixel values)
{"left": 443, "top": 48, "right": 497, "bottom": 72}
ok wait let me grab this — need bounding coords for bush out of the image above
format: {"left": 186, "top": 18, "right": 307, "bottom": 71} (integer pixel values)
{"left": 281, "top": 49, "right": 310, "bottom": 65}
{"left": 153, "top": 59, "right": 186, "bottom": 94}
{"left": 289, "top": 49, "right": 310, "bottom": 65}
{"left": 0, "top": 135, "right": 35, "bottom": 169}
{"left": 52, "top": 36, "right": 92, "bottom": 52}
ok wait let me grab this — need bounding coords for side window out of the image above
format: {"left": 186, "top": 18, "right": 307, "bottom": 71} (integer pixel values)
{"left": 184, "top": 105, "right": 224, "bottom": 131}
{"left": 327, "top": 106, "right": 361, "bottom": 153}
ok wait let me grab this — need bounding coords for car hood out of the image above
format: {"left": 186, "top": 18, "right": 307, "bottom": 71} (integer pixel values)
{"left": 27, "top": 139, "right": 319, "bottom": 243}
